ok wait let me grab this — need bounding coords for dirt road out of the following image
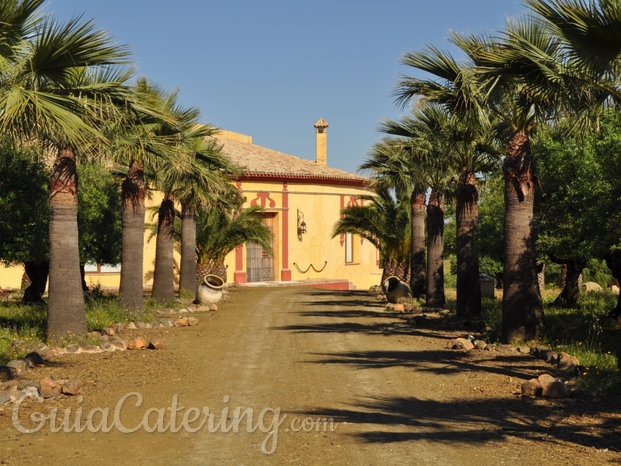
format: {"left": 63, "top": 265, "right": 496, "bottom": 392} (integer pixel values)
{"left": 0, "top": 286, "right": 619, "bottom": 465}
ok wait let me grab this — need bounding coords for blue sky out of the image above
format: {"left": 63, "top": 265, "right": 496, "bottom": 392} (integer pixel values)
{"left": 45, "top": 0, "right": 526, "bottom": 174}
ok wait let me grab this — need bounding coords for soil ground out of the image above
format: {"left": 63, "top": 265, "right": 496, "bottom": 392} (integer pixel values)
{"left": 0, "top": 286, "right": 620, "bottom": 465}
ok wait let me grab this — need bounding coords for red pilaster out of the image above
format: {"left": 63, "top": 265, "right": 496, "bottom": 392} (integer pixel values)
{"left": 281, "top": 182, "right": 292, "bottom": 281}
{"left": 233, "top": 245, "right": 246, "bottom": 283}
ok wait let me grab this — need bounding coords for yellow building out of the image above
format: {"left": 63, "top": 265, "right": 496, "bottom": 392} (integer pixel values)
{"left": 217, "top": 119, "right": 381, "bottom": 290}
{"left": 0, "top": 119, "right": 382, "bottom": 292}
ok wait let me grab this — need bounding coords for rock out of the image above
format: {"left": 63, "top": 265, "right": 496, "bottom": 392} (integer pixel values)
{"left": 30, "top": 342, "right": 48, "bottom": 352}
{"left": 473, "top": 340, "right": 488, "bottom": 350}
{"left": 557, "top": 352, "right": 580, "bottom": 377}
{"left": 496, "top": 344, "right": 516, "bottom": 353}
{"left": 448, "top": 338, "right": 474, "bottom": 351}
{"left": 521, "top": 378, "right": 543, "bottom": 397}
{"left": 387, "top": 303, "right": 405, "bottom": 312}
{"left": 538, "top": 373, "right": 557, "bottom": 384}
{"left": 517, "top": 346, "right": 531, "bottom": 354}
{"left": 177, "top": 308, "right": 188, "bottom": 314}
{"left": 611, "top": 285, "right": 620, "bottom": 295}
{"left": 174, "top": 318, "right": 189, "bottom": 327}
{"left": 136, "top": 322, "right": 146, "bottom": 329}
{"left": 39, "top": 377, "right": 62, "bottom": 399}
{"left": 113, "top": 340, "right": 128, "bottom": 351}
{"left": 24, "top": 352, "right": 45, "bottom": 367}
{"left": 99, "top": 342, "right": 116, "bottom": 352}
{"left": 65, "top": 344, "right": 82, "bottom": 354}
{"left": 81, "top": 345, "right": 102, "bottom": 354}
{"left": 0, "top": 392, "right": 12, "bottom": 404}
{"left": 126, "top": 322, "right": 137, "bottom": 330}
{"left": 187, "top": 316, "right": 199, "bottom": 326}
{"left": 7, "top": 360, "right": 28, "bottom": 376}
{"left": 209, "top": 304, "right": 219, "bottom": 312}
{"left": 103, "top": 327, "right": 116, "bottom": 337}
{"left": 60, "top": 380, "right": 82, "bottom": 396}
{"left": 127, "top": 338, "right": 147, "bottom": 350}
{"left": 148, "top": 340, "right": 164, "bottom": 350}
{"left": 582, "top": 281, "right": 603, "bottom": 292}
{"left": 89, "top": 330, "right": 104, "bottom": 339}
{"left": 19, "top": 386, "right": 39, "bottom": 400}
{"left": 542, "top": 380, "right": 569, "bottom": 398}
{"left": 112, "top": 322, "right": 125, "bottom": 333}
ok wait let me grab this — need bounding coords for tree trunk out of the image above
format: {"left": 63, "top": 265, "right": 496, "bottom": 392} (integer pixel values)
{"left": 456, "top": 170, "right": 481, "bottom": 318}
{"left": 426, "top": 189, "right": 445, "bottom": 308}
{"left": 179, "top": 204, "right": 197, "bottom": 298}
{"left": 22, "top": 261, "right": 48, "bottom": 305}
{"left": 380, "top": 260, "right": 409, "bottom": 286}
{"left": 605, "top": 250, "right": 621, "bottom": 320}
{"left": 47, "top": 147, "right": 87, "bottom": 342}
{"left": 151, "top": 192, "right": 176, "bottom": 303}
{"left": 410, "top": 188, "right": 426, "bottom": 298}
{"left": 501, "top": 132, "right": 545, "bottom": 343}
{"left": 552, "top": 260, "right": 584, "bottom": 308}
{"left": 119, "top": 162, "right": 146, "bottom": 311}
{"left": 559, "top": 263, "right": 567, "bottom": 290}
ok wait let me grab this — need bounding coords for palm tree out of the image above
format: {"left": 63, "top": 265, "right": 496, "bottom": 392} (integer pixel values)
{"left": 393, "top": 54, "right": 500, "bottom": 317}
{"left": 379, "top": 105, "right": 455, "bottom": 308}
{"left": 0, "top": 1, "right": 132, "bottom": 341}
{"left": 109, "top": 78, "right": 180, "bottom": 310}
{"left": 176, "top": 137, "right": 238, "bottom": 298}
{"left": 195, "top": 197, "right": 273, "bottom": 286}
{"left": 359, "top": 138, "right": 426, "bottom": 295}
{"left": 332, "top": 186, "right": 411, "bottom": 285}
{"left": 150, "top": 138, "right": 235, "bottom": 303}
{"left": 452, "top": 19, "right": 577, "bottom": 342}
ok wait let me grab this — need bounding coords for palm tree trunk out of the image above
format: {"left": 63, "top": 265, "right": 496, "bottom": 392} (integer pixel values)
{"left": 22, "top": 260, "right": 49, "bottom": 305}
{"left": 501, "top": 132, "right": 545, "bottom": 343}
{"left": 552, "top": 260, "right": 584, "bottom": 308}
{"left": 456, "top": 170, "right": 481, "bottom": 318}
{"left": 179, "top": 204, "right": 197, "bottom": 298}
{"left": 119, "top": 162, "right": 146, "bottom": 311}
{"left": 410, "top": 188, "right": 426, "bottom": 297}
{"left": 47, "top": 147, "right": 87, "bottom": 342}
{"left": 152, "top": 192, "right": 176, "bottom": 303}
{"left": 426, "top": 189, "right": 445, "bottom": 308}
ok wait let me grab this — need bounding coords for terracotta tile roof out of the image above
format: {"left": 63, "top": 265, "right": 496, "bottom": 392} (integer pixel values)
{"left": 216, "top": 137, "right": 369, "bottom": 185}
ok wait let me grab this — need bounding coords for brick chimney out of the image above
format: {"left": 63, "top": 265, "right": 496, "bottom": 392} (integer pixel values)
{"left": 314, "top": 118, "right": 329, "bottom": 165}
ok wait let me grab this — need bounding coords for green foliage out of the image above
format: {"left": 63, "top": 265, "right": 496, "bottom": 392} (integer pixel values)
{"left": 332, "top": 186, "right": 411, "bottom": 266}
{"left": 196, "top": 198, "right": 273, "bottom": 264}
{"left": 78, "top": 161, "right": 123, "bottom": 266}
{"left": 477, "top": 175, "right": 504, "bottom": 269}
{"left": 0, "top": 146, "right": 49, "bottom": 266}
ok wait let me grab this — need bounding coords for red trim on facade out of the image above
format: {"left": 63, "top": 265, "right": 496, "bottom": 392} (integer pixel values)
{"left": 339, "top": 195, "right": 345, "bottom": 246}
{"left": 281, "top": 182, "right": 291, "bottom": 281}
{"left": 234, "top": 245, "right": 246, "bottom": 283}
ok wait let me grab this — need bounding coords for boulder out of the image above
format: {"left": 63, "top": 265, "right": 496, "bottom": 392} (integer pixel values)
{"left": 174, "top": 317, "right": 189, "bottom": 327}
{"left": 537, "top": 373, "right": 557, "bottom": 384}
{"left": 557, "top": 352, "right": 580, "bottom": 378}
{"left": 582, "top": 281, "right": 603, "bottom": 292}
{"left": 24, "top": 352, "right": 45, "bottom": 367}
{"left": 448, "top": 338, "right": 474, "bottom": 351}
{"left": 60, "top": 380, "right": 82, "bottom": 396}
{"left": 187, "top": 316, "right": 199, "bottom": 326}
{"left": 542, "top": 380, "right": 569, "bottom": 398}
{"left": 127, "top": 338, "right": 147, "bottom": 350}
{"left": 521, "top": 378, "right": 543, "bottom": 397}
{"left": 39, "top": 377, "right": 62, "bottom": 399}
{"left": 6, "top": 360, "right": 28, "bottom": 376}
{"left": 148, "top": 340, "right": 164, "bottom": 350}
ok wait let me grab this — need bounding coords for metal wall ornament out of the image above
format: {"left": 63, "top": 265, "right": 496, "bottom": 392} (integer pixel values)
{"left": 297, "top": 209, "right": 307, "bottom": 240}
